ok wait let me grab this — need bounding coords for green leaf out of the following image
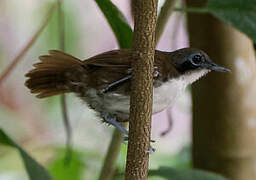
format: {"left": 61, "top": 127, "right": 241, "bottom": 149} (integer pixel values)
{"left": 0, "top": 128, "right": 52, "bottom": 180}
{"left": 207, "top": 0, "right": 256, "bottom": 42}
{"left": 48, "top": 149, "right": 86, "bottom": 180}
{"left": 148, "top": 166, "right": 229, "bottom": 180}
{"left": 94, "top": 0, "right": 133, "bottom": 48}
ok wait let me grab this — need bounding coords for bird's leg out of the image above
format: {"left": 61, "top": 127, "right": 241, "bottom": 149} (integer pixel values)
{"left": 103, "top": 114, "right": 155, "bottom": 153}
{"left": 100, "top": 75, "right": 132, "bottom": 94}
{"left": 100, "top": 67, "right": 160, "bottom": 94}
{"left": 103, "top": 114, "right": 128, "bottom": 136}
{"left": 160, "top": 108, "right": 173, "bottom": 136}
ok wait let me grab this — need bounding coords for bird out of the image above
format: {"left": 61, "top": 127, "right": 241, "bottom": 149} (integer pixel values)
{"left": 25, "top": 48, "right": 230, "bottom": 141}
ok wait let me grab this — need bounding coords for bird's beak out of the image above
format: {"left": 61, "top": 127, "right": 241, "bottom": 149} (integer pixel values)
{"left": 209, "top": 62, "right": 231, "bottom": 73}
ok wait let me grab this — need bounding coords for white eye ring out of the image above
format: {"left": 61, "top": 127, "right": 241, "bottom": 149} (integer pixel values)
{"left": 191, "top": 55, "right": 202, "bottom": 65}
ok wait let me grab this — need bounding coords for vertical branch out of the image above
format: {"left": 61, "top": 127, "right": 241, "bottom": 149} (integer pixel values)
{"left": 58, "top": 0, "right": 65, "bottom": 50}
{"left": 132, "top": 0, "right": 178, "bottom": 45}
{"left": 0, "top": 3, "right": 56, "bottom": 86}
{"left": 57, "top": 0, "right": 72, "bottom": 164}
{"left": 125, "top": 0, "right": 158, "bottom": 179}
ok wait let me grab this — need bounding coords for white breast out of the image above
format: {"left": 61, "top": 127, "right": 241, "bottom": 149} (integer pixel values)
{"left": 84, "top": 69, "right": 210, "bottom": 116}
{"left": 152, "top": 69, "right": 210, "bottom": 113}
{"left": 101, "top": 79, "right": 186, "bottom": 115}
{"left": 152, "top": 78, "right": 186, "bottom": 113}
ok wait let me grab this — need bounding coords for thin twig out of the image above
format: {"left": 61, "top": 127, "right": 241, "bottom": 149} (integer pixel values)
{"left": 58, "top": 0, "right": 65, "bottom": 50}
{"left": 0, "top": 3, "right": 57, "bottom": 86}
{"left": 61, "top": 95, "right": 72, "bottom": 164}
{"left": 99, "top": 125, "right": 127, "bottom": 180}
{"left": 57, "top": 0, "right": 72, "bottom": 165}
{"left": 156, "top": 0, "right": 179, "bottom": 44}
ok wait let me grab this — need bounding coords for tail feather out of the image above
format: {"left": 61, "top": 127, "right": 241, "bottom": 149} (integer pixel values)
{"left": 25, "top": 50, "right": 83, "bottom": 98}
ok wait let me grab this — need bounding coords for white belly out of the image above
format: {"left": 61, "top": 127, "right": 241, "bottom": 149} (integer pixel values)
{"left": 152, "top": 78, "right": 186, "bottom": 113}
{"left": 84, "top": 69, "right": 209, "bottom": 116}
{"left": 85, "top": 79, "right": 188, "bottom": 115}
{"left": 152, "top": 69, "right": 209, "bottom": 113}
{"left": 100, "top": 78, "right": 187, "bottom": 115}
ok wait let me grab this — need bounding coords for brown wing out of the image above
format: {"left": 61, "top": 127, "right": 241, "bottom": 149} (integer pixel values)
{"left": 84, "top": 49, "right": 132, "bottom": 67}
{"left": 81, "top": 49, "right": 180, "bottom": 94}
{"left": 25, "top": 49, "right": 180, "bottom": 98}
{"left": 82, "top": 49, "right": 132, "bottom": 94}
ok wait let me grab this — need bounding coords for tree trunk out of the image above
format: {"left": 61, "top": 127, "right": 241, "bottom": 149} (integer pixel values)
{"left": 187, "top": 1, "right": 256, "bottom": 180}
{"left": 125, "top": 0, "right": 158, "bottom": 179}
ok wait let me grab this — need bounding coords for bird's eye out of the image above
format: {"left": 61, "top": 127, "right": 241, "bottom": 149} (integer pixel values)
{"left": 191, "top": 54, "right": 203, "bottom": 65}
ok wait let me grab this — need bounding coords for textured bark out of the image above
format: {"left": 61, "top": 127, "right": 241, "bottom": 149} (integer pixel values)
{"left": 125, "top": 0, "right": 158, "bottom": 179}
{"left": 187, "top": 1, "right": 256, "bottom": 179}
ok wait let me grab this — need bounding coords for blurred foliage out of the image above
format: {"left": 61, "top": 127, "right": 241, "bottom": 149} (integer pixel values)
{"left": 95, "top": 0, "right": 133, "bottom": 48}
{"left": 41, "top": 2, "right": 81, "bottom": 109}
{"left": 42, "top": 2, "right": 80, "bottom": 54}
{"left": 207, "top": 0, "right": 256, "bottom": 43}
{"left": 113, "top": 146, "right": 227, "bottom": 180}
{"left": 148, "top": 167, "right": 228, "bottom": 180}
{"left": 0, "top": 129, "right": 52, "bottom": 180}
{"left": 48, "top": 149, "right": 85, "bottom": 180}
{"left": 182, "top": 0, "right": 256, "bottom": 43}
{"left": 116, "top": 145, "right": 191, "bottom": 171}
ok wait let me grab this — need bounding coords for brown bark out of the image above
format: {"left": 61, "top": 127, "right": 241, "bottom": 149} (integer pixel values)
{"left": 132, "top": 0, "right": 178, "bottom": 44}
{"left": 187, "top": 1, "right": 256, "bottom": 179}
{"left": 125, "top": 0, "right": 158, "bottom": 179}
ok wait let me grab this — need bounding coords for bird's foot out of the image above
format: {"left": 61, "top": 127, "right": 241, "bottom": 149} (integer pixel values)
{"left": 160, "top": 109, "right": 173, "bottom": 136}
{"left": 122, "top": 136, "right": 155, "bottom": 143}
{"left": 122, "top": 136, "right": 156, "bottom": 153}
{"left": 146, "top": 146, "right": 156, "bottom": 154}
{"left": 103, "top": 114, "right": 128, "bottom": 135}
{"left": 103, "top": 114, "right": 156, "bottom": 154}
{"left": 122, "top": 136, "right": 128, "bottom": 143}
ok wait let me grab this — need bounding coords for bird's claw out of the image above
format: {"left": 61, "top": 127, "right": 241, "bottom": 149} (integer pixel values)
{"left": 103, "top": 114, "right": 156, "bottom": 154}
{"left": 122, "top": 136, "right": 128, "bottom": 144}
{"left": 122, "top": 136, "right": 156, "bottom": 153}
{"left": 146, "top": 146, "right": 156, "bottom": 154}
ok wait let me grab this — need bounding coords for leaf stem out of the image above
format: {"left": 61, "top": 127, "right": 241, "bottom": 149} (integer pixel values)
{"left": 57, "top": 0, "right": 72, "bottom": 165}
{"left": 99, "top": 125, "right": 127, "bottom": 180}
{"left": 156, "top": 0, "right": 179, "bottom": 44}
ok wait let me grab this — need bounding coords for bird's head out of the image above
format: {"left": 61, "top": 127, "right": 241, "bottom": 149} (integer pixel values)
{"left": 170, "top": 48, "right": 230, "bottom": 73}
{"left": 169, "top": 48, "right": 230, "bottom": 84}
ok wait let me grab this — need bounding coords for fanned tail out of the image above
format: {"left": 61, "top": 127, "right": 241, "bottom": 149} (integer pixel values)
{"left": 25, "top": 50, "right": 83, "bottom": 98}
